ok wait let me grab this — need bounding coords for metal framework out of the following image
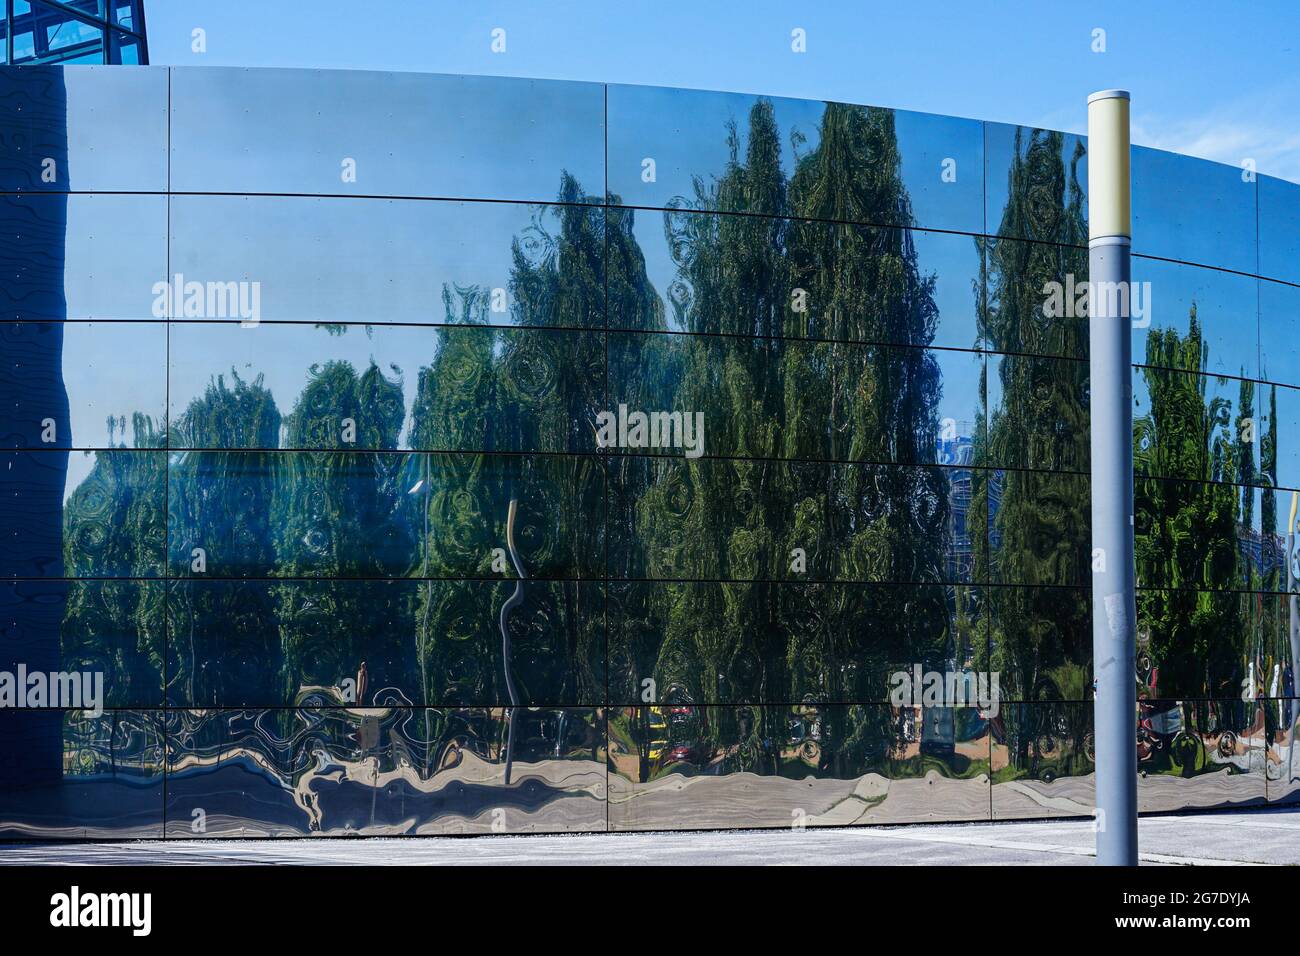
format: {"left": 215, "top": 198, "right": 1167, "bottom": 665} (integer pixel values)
{"left": 3, "top": 0, "right": 148, "bottom": 65}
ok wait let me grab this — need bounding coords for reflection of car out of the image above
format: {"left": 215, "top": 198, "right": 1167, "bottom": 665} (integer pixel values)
{"left": 647, "top": 708, "right": 669, "bottom": 761}
{"left": 664, "top": 744, "right": 697, "bottom": 765}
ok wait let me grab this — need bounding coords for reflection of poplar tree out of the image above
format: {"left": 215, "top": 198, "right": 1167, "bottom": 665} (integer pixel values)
{"left": 169, "top": 373, "right": 280, "bottom": 703}
{"left": 275, "top": 356, "right": 412, "bottom": 702}
{"left": 629, "top": 101, "right": 952, "bottom": 769}
{"left": 412, "top": 174, "right": 604, "bottom": 704}
{"left": 1134, "top": 313, "right": 1246, "bottom": 699}
{"left": 977, "top": 130, "right": 1090, "bottom": 767}
{"left": 63, "top": 413, "right": 166, "bottom": 704}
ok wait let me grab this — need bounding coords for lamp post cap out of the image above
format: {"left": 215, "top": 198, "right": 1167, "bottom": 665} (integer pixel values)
{"left": 1088, "top": 89, "right": 1131, "bottom": 104}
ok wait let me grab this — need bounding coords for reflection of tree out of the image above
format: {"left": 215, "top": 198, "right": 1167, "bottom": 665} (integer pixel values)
{"left": 1134, "top": 314, "right": 1248, "bottom": 700}
{"left": 614, "top": 100, "right": 956, "bottom": 766}
{"left": 274, "top": 357, "right": 412, "bottom": 702}
{"left": 977, "top": 130, "right": 1090, "bottom": 771}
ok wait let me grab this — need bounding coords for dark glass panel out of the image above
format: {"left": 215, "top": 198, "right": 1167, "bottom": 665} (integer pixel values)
{"left": 979, "top": 236, "right": 1089, "bottom": 359}
{"left": 987, "top": 470, "right": 1090, "bottom": 587}
{"left": 991, "top": 701, "right": 1094, "bottom": 820}
{"left": 0, "top": 579, "right": 163, "bottom": 708}
{"left": 608, "top": 581, "right": 984, "bottom": 705}
{"left": 609, "top": 331, "right": 982, "bottom": 465}
{"left": 990, "top": 586, "right": 1090, "bottom": 701}
{"left": 1136, "top": 589, "right": 1258, "bottom": 700}
{"left": 1134, "top": 366, "right": 1262, "bottom": 487}
{"left": 166, "top": 450, "right": 424, "bottom": 579}
{"left": 423, "top": 453, "right": 604, "bottom": 581}
{"left": 165, "top": 707, "right": 606, "bottom": 836}
{"left": 1135, "top": 476, "right": 1257, "bottom": 593}
{"left": 611, "top": 458, "right": 973, "bottom": 584}
{"left": 0, "top": 710, "right": 164, "bottom": 839}
{"left": 985, "top": 352, "right": 1089, "bottom": 472}
{"left": 607, "top": 703, "right": 991, "bottom": 830}
{"left": 168, "top": 578, "right": 603, "bottom": 709}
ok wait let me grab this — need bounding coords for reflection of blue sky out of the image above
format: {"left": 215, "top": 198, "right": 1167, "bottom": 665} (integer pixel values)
{"left": 169, "top": 68, "right": 604, "bottom": 202}
{"left": 169, "top": 196, "right": 535, "bottom": 325}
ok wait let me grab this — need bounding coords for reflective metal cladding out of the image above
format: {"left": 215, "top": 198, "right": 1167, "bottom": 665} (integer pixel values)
{"left": 0, "top": 65, "right": 1297, "bottom": 838}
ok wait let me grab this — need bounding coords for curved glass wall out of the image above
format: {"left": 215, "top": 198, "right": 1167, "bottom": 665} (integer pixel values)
{"left": 1, "top": 65, "right": 1298, "bottom": 838}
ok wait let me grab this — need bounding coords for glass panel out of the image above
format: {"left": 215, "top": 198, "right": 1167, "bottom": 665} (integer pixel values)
{"left": 979, "top": 236, "right": 1089, "bottom": 359}
{"left": 1135, "top": 477, "right": 1258, "bottom": 593}
{"left": 11, "top": 1, "right": 105, "bottom": 64}
{"left": 0, "top": 321, "right": 166, "bottom": 449}
{"left": 165, "top": 707, "right": 607, "bottom": 836}
{"left": 990, "top": 586, "right": 1090, "bottom": 700}
{"left": 1271, "top": 383, "right": 1300, "bottom": 491}
{"left": 1133, "top": 366, "right": 1261, "bottom": 486}
{"left": 0, "top": 449, "right": 165, "bottom": 578}
{"left": 168, "top": 322, "right": 603, "bottom": 454}
{"left": 1132, "top": 256, "right": 1258, "bottom": 380}
{"left": 991, "top": 702, "right": 1094, "bottom": 819}
{"left": 169, "top": 69, "right": 605, "bottom": 202}
{"left": 111, "top": 0, "right": 134, "bottom": 28}
{"left": 166, "top": 450, "right": 425, "bottom": 579}
{"left": 607, "top": 703, "right": 991, "bottom": 830}
{"left": 609, "top": 581, "right": 984, "bottom": 705}
{"left": 984, "top": 123, "right": 1088, "bottom": 247}
{"left": 610, "top": 332, "right": 983, "bottom": 464}
{"left": 0, "top": 194, "right": 166, "bottom": 321}
{"left": 0, "top": 710, "right": 164, "bottom": 839}
{"left": 985, "top": 353, "right": 1090, "bottom": 472}
{"left": 1259, "top": 174, "right": 1300, "bottom": 285}
{"left": 1136, "top": 699, "right": 1264, "bottom": 813}
{"left": 612, "top": 458, "right": 976, "bottom": 584}
{"left": 1137, "top": 589, "right": 1263, "bottom": 699}
{"left": 1260, "top": 278, "right": 1300, "bottom": 388}
{"left": 0, "top": 579, "right": 164, "bottom": 708}
{"left": 1132, "top": 146, "right": 1258, "bottom": 274}
{"left": 613, "top": 204, "right": 982, "bottom": 352}
{"left": 167, "top": 451, "right": 603, "bottom": 580}
{"left": 986, "top": 470, "right": 1091, "bottom": 587}
{"left": 606, "top": 85, "right": 984, "bottom": 234}
{"left": 110, "top": 28, "right": 140, "bottom": 64}
{"left": 168, "top": 195, "right": 605, "bottom": 327}
{"left": 167, "top": 578, "right": 603, "bottom": 708}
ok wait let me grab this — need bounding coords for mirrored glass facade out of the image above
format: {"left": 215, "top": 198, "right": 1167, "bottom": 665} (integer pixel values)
{"left": 1, "top": 65, "right": 1297, "bottom": 838}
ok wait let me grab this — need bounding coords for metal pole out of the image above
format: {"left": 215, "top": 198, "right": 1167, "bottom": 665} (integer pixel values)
{"left": 1088, "top": 88, "right": 1138, "bottom": 866}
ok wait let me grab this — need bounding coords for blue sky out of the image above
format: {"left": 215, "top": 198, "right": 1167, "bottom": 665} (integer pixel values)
{"left": 144, "top": 0, "right": 1300, "bottom": 183}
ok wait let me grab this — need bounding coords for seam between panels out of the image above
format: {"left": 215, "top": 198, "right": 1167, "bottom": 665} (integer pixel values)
{"left": 163, "top": 64, "right": 172, "bottom": 839}
{"left": 603, "top": 81, "right": 611, "bottom": 833}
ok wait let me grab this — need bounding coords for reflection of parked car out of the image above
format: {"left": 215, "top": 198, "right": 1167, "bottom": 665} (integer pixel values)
{"left": 647, "top": 708, "right": 669, "bottom": 762}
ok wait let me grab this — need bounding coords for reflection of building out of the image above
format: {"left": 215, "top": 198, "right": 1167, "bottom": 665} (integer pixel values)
{"left": 1, "top": 64, "right": 1299, "bottom": 839}
{"left": 2, "top": 1, "right": 147, "bottom": 64}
